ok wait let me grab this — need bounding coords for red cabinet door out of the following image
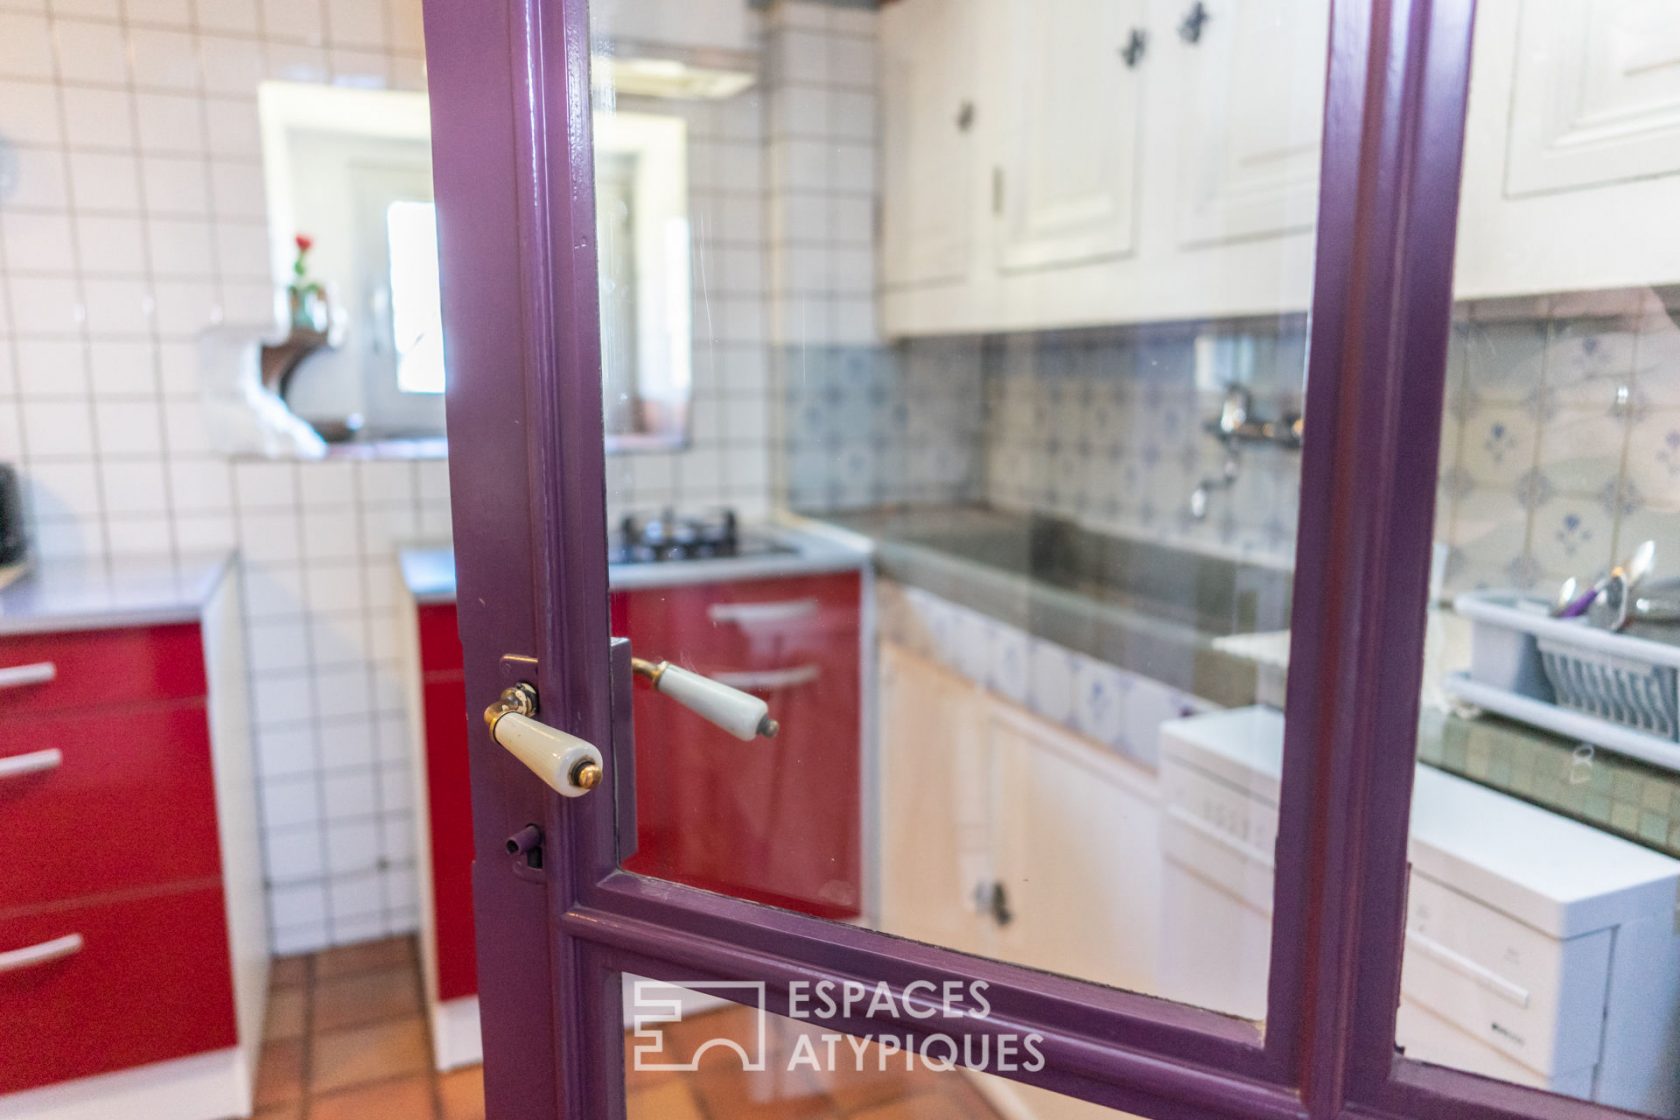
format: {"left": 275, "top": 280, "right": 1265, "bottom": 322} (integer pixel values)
{"left": 0, "top": 702, "right": 222, "bottom": 910}
{"left": 618, "top": 573, "right": 863, "bottom": 918}
{"left": 0, "top": 885, "right": 237, "bottom": 1093}
{"left": 421, "top": 670, "right": 478, "bottom": 1001}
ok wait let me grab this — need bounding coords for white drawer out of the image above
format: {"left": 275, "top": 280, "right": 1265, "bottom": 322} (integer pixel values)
{"left": 1400, "top": 871, "right": 1612, "bottom": 1079}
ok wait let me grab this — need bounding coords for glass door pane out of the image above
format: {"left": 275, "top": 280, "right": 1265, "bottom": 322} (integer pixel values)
{"left": 587, "top": 0, "right": 1332, "bottom": 1038}
{"left": 1405, "top": 1, "right": 1680, "bottom": 1113}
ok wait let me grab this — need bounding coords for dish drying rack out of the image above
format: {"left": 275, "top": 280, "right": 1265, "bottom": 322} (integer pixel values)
{"left": 1443, "top": 591, "right": 1680, "bottom": 774}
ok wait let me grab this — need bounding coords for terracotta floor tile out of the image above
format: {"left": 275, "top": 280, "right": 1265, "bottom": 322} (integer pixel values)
{"left": 310, "top": 1018, "right": 431, "bottom": 1094}
{"left": 628, "top": 1080, "right": 709, "bottom": 1120}
{"left": 306, "top": 1075, "right": 438, "bottom": 1120}
{"left": 313, "top": 967, "right": 422, "bottom": 1031}
{"left": 271, "top": 954, "right": 311, "bottom": 989}
{"left": 255, "top": 1039, "right": 306, "bottom": 1107}
{"left": 437, "top": 1066, "right": 486, "bottom": 1120}
{"left": 254, "top": 1106, "right": 304, "bottom": 1120}
{"left": 312, "top": 936, "right": 417, "bottom": 980}
{"left": 848, "top": 1091, "right": 975, "bottom": 1120}
{"left": 265, "top": 987, "right": 309, "bottom": 1041}
{"left": 691, "top": 1063, "right": 835, "bottom": 1120}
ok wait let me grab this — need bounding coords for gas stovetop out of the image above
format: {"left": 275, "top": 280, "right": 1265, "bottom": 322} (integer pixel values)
{"left": 610, "top": 509, "right": 791, "bottom": 565}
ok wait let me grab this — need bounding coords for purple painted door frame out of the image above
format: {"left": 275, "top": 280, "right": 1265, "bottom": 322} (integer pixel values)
{"left": 420, "top": 0, "right": 1641, "bottom": 1117}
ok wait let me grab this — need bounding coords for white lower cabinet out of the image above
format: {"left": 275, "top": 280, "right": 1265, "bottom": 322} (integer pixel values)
{"left": 878, "top": 643, "right": 1159, "bottom": 1119}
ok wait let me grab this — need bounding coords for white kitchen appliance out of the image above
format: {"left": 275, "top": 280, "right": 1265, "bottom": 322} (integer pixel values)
{"left": 1159, "top": 706, "right": 1680, "bottom": 1116}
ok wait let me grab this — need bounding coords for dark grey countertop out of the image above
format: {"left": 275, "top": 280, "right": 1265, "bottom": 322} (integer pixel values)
{"left": 0, "top": 553, "right": 235, "bottom": 636}
{"left": 814, "top": 506, "right": 1293, "bottom": 708}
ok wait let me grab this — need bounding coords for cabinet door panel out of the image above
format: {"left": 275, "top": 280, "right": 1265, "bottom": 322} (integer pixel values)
{"left": 0, "top": 702, "right": 222, "bottom": 910}
{"left": 622, "top": 578, "right": 862, "bottom": 919}
{"left": 0, "top": 885, "right": 236, "bottom": 1093}
{"left": 1507, "top": 0, "right": 1680, "bottom": 196}
{"left": 987, "top": 703, "right": 1160, "bottom": 998}
{"left": 878, "top": 644, "right": 990, "bottom": 957}
{"left": 1174, "top": 0, "right": 1329, "bottom": 248}
{"left": 880, "top": 0, "right": 977, "bottom": 290}
{"left": 996, "top": 0, "right": 1147, "bottom": 273}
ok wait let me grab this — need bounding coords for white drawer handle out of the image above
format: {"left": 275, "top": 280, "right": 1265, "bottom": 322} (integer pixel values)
{"left": 0, "top": 662, "right": 56, "bottom": 691}
{"left": 0, "top": 749, "right": 62, "bottom": 781}
{"left": 0, "top": 933, "right": 84, "bottom": 974}
{"left": 1404, "top": 928, "right": 1531, "bottom": 1009}
{"left": 710, "top": 665, "right": 822, "bottom": 692}
{"left": 707, "top": 599, "right": 819, "bottom": 626}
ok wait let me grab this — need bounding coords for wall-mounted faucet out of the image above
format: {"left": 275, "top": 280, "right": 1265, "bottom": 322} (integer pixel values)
{"left": 1188, "top": 385, "right": 1304, "bottom": 521}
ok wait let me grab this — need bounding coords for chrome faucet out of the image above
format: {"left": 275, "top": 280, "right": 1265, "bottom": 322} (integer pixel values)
{"left": 1188, "top": 385, "right": 1303, "bottom": 521}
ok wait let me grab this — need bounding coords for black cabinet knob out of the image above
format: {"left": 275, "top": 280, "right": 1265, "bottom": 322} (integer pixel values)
{"left": 1180, "top": 1, "right": 1211, "bottom": 44}
{"left": 1120, "top": 28, "right": 1148, "bottom": 69}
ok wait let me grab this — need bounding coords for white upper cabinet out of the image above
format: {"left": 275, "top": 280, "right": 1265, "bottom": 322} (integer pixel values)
{"left": 1505, "top": 0, "right": 1680, "bottom": 197}
{"left": 1456, "top": 0, "right": 1680, "bottom": 298}
{"left": 1171, "top": 0, "right": 1329, "bottom": 249}
{"left": 879, "top": 0, "right": 979, "bottom": 292}
{"left": 994, "top": 0, "right": 1149, "bottom": 273}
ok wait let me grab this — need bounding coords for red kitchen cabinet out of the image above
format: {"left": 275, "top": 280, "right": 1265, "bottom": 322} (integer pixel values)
{"left": 617, "top": 573, "right": 863, "bottom": 918}
{"left": 0, "top": 563, "right": 262, "bottom": 1116}
{"left": 417, "top": 605, "right": 477, "bottom": 1002}
{"left": 408, "top": 565, "right": 865, "bottom": 1053}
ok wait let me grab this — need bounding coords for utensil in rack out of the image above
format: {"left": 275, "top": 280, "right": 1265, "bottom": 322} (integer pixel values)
{"left": 1589, "top": 540, "right": 1656, "bottom": 631}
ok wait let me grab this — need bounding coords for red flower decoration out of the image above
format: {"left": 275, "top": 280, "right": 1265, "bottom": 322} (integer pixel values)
{"left": 295, "top": 234, "right": 314, "bottom": 252}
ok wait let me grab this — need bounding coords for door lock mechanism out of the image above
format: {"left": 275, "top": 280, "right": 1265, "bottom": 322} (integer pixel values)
{"left": 484, "top": 683, "right": 604, "bottom": 797}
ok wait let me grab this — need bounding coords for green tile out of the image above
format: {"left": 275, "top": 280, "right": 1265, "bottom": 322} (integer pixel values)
{"left": 1611, "top": 803, "right": 1641, "bottom": 833}
{"left": 1641, "top": 781, "right": 1672, "bottom": 814}
{"left": 1585, "top": 792, "right": 1614, "bottom": 823}
{"left": 1639, "top": 812, "right": 1670, "bottom": 847}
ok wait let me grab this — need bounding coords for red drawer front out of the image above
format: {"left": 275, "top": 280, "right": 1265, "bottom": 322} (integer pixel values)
{"left": 418, "top": 603, "right": 464, "bottom": 675}
{"left": 0, "top": 703, "right": 222, "bottom": 911}
{"left": 421, "top": 674, "right": 478, "bottom": 1001}
{"left": 0, "top": 624, "right": 207, "bottom": 716}
{"left": 0, "top": 885, "right": 237, "bottom": 1094}
{"left": 615, "top": 573, "right": 862, "bottom": 674}
{"left": 619, "top": 572, "right": 863, "bottom": 919}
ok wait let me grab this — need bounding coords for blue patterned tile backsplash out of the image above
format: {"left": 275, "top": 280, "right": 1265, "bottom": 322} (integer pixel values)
{"left": 1437, "top": 288, "right": 1680, "bottom": 598}
{"left": 780, "top": 286, "right": 1678, "bottom": 595}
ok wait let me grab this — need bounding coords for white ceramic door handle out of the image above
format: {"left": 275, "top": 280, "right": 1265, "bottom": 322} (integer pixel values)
{"left": 0, "top": 933, "right": 83, "bottom": 974}
{"left": 0, "top": 662, "right": 56, "bottom": 690}
{"left": 483, "top": 685, "right": 604, "bottom": 798}
{"left": 0, "top": 749, "right": 63, "bottom": 781}
{"left": 634, "top": 659, "right": 778, "bottom": 741}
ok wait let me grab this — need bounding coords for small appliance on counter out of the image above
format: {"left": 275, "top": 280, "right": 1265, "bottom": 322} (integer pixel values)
{"left": 0, "top": 464, "right": 26, "bottom": 589}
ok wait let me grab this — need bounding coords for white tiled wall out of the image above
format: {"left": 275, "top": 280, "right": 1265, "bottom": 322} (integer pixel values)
{"left": 598, "top": 80, "right": 777, "bottom": 525}
{"left": 0, "top": 0, "right": 432, "bottom": 952}
{"left": 764, "top": 0, "right": 878, "bottom": 348}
